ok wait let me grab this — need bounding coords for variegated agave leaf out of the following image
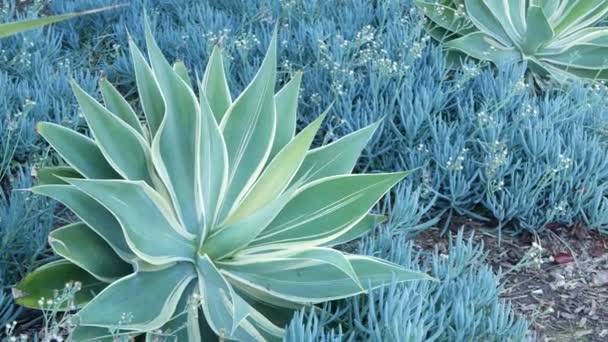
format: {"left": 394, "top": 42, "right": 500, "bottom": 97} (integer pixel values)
{"left": 13, "top": 18, "right": 432, "bottom": 342}
{"left": 0, "top": 5, "right": 123, "bottom": 39}
{"left": 416, "top": 0, "right": 608, "bottom": 81}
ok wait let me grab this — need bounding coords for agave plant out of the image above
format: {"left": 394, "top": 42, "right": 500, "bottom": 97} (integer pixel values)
{"left": 13, "top": 19, "right": 431, "bottom": 341}
{"left": 415, "top": 0, "right": 608, "bottom": 81}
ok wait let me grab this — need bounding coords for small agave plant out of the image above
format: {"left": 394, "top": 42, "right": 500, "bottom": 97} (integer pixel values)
{"left": 13, "top": 19, "right": 431, "bottom": 341}
{"left": 416, "top": 0, "right": 608, "bottom": 81}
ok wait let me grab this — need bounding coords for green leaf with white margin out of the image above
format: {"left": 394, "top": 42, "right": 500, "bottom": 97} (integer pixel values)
{"left": 187, "top": 304, "right": 202, "bottom": 342}
{"left": 197, "top": 255, "right": 275, "bottom": 341}
{"left": 149, "top": 281, "right": 198, "bottom": 342}
{"left": 66, "top": 178, "right": 196, "bottom": 265}
{"left": 541, "top": 0, "right": 563, "bottom": 22}
{"left": 321, "top": 214, "right": 385, "bottom": 247}
{"left": 71, "top": 81, "right": 154, "bottom": 185}
{"left": 507, "top": 0, "right": 527, "bottom": 39}
{"left": 49, "top": 222, "right": 132, "bottom": 282}
{"left": 480, "top": 0, "right": 524, "bottom": 45}
{"left": 522, "top": 6, "right": 553, "bottom": 55}
{"left": 248, "top": 247, "right": 363, "bottom": 289}
{"left": 36, "top": 123, "right": 119, "bottom": 179}
{"left": 0, "top": 5, "right": 121, "bottom": 38}
{"left": 414, "top": 0, "right": 474, "bottom": 36}
{"left": 221, "top": 254, "right": 432, "bottom": 304}
{"left": 241, "top": 306, "right": 284, "bottom": 341}
{"left": 542, "top": 44, "right": 608, "bottom": 70}
{"left": 544, "top": 27, "right": 608, "bottom": 54}
{"left": 270, "top": 71, "right": 302, "bottom": 159}
{"left": 77, "top": 263, "right": 195, "bottom": 330}
{"left": 197, "top": 255, "right": 239, "bottom": 338}
{"left": 218, "top": 28, "right": 278, "bottom": 222}
{"left": 291, "top": 120, "right": 380, "bottom": 185}
{"left": 173, "top": 60, "right": 193, "bottom": 88}
{"left": 250, "top": 172, "right": 409, "bottom": 249}
{"left": 128, "top": 37, "right": 165, "bottom": 137}
{"left": 71, "top": 326, "right": 125, "bottom": 342}
{"left": 543, "top": 62, "right": 608, "bottom": 80}
{"left": 464, "top": 0, "right": 512, "bottom": 45}
{"left": 202, "top": 189, "right": 294, "bottom": 260}
{"left": 36, "top": 166, "right": 81, "bottom": 185}
{"left": 227, "top": 111, "right": 326, "bottom": 224}
{"left": 202, "top": 43, "right": 232, "bottom": 122}
{"left": 13, "top": 260, "right": 106, "bottom": 310}
{"left": 197, "top": 90, "right": 229, "bottom": 232}
{"left": 445, "top": 32, "right": 521, "bottom": 65}
{"left": 553, "top": 0, "right": 608, "bottom": 36}
{"left": 99, "top": 78, "right": 146, "bottom": 138}
{"left": 31, "top": 184, "right": 133, "bottom": 260}
{"left": 145, "top": 17, "right": 202, "bottom": 235}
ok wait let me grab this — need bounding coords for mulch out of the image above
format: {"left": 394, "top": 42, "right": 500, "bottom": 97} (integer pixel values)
{"left": 415, "top": 217, "right": 608, "bottom": 342}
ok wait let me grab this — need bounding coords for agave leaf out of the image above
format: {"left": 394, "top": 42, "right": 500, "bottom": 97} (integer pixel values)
{"left": 197, "top": 90, "right": 229, "bottom": 232}
{"left": 542, "top": 44, "right": 608, "bottom": 70}
{"left": 99, "top": 78, "right": 146, "bottom": 138}
{"left": 71, "top": 81, "right": 154, "bottom": 185}
{"left": 444, "top": 32, "right": 521, "bottom": 65}
{"left": 218, "top": 29, "right": 278, "bottom": 221}
{"left": 202, "top": 44, "right": 232, "bottom": 121}
{"left": 250, "top": 172, "right": 409, "bottom": 249}
{"left": 414, "top": 0, "right": 472, "bottom": 35}
{"left": 77, "top": 263, "right": 195, "bottom": 331}
{"left": 0, "top": 5, "right": 121, "bottom": 38}
{"left": 553, "top": 0, "right": 608, "bottom": 36}
{"left": 423, "top": 18, "right": 466, "bottom": 43}
{"left": 173, "top": 60, "right": 193, "bottom": 88}
{"left": 321, "top": 214, "right": 386, "bottom": 247}
{"left": 291, "top": 120, "right": 380, "bottom": 185}
{"left": 241, "top": 306, "right": 284, "bottom": 341}
{"left": 31, "top": 185, "right": 133, "bottom": 260}
{"left": 71, "top": 326, "right": 129, "bottom": 342}
{"left": 128, "top": 37, "right": 165, "bottom": 137}
{"left": 228, "top": 111, "right": 326, "bottom": 224}
{"left": 221, "top": 255, "right": 431, "bottom": 304}
{"left": 203, "top": 190, "right": 294, "bottom": 260}
{"left": 197, "top": 255, "right": 258, "bottom": 340}
{"left": 151, "top": 281, "right": 198, "bottom": 341}
{"left": 522, "top": 6, "right": 554, "bottom": 55}
{"left": 508, "top": 0, "right": 527, "bottom": 38}
{"left": 542, "top": 0, "right": 564, "bottom": 22}
{"left": 543, "top": 61, "right": 608, "bottom": 80}
{"left": 262, "top": 247, "right": 364, "bottom": 289}
{"left": 480, "top": 0, "right": 525, "bottom": 45}
{"left": 49, "top": 222, "right": 132, "bottom": 282}
{"left": 66, "top": 179, "right": 195, "bottom": 265}
{"left": 545, "top": 27, "right": 608, "bottom": 52}
{"left": 270, "top": 72, "right": 302, "bottom": 159}
{"left": 144, "top": 18, "right": 203, "bottom": 235}
{"left": 36, "top": 166, "right": 81, "bottom": 185}
{"left": 13, "top": 260, "right": 106, "bottom": 310}
{"left": 464, "top": 0, "right": 512, "bottom": 45}
{"left": 36, "top": 123, "right": 119, "bottom": 179}
{"left": 187, "top": 306, "right": 203, "bottom": 342}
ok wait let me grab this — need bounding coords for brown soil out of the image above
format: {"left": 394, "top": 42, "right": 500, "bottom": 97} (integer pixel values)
{"left": 415, "top": 217, "right": 608, "bottom": 342}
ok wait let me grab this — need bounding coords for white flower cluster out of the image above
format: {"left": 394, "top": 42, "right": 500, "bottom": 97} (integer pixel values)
{"left": 446, "top": 147, "right": 468, "bottom": 172}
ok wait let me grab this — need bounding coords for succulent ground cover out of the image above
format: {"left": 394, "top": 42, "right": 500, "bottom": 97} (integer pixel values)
{"left": 417, "top": 218, "right": 608, "bottom": 341}
{"left": 2, "top": 0, "right": 608, "bottom": 341}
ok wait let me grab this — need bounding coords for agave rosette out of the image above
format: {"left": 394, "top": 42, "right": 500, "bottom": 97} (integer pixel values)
{"left": 416, "top": 0, "right": 608, "bottom": 80}
{"left": 13, "top": 20, "right": 431, "bottom": 341}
